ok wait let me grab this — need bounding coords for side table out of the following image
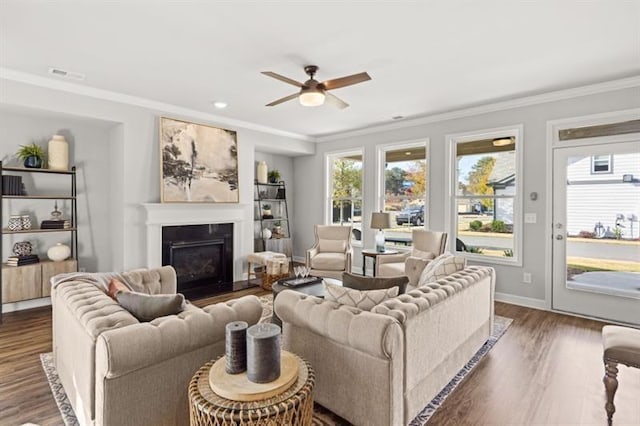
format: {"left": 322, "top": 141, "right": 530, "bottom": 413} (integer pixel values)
{"left": 361, "top": 248, "right": 399, "bottom": 276}
{"left": 189, "top": 352, "right": 315, "bottom": 426}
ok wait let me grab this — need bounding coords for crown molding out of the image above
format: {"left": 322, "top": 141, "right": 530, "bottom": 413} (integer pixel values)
{"left": 0, "top": 67, "right": 314, "bottom": 142}
{"left": 315, "top": 75, "right": 640, "bottom": 142}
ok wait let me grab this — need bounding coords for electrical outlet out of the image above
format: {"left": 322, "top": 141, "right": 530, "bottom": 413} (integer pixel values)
{"left": 523, "top": 272, "right": 532, "bottom": 284}
{"left": 79, "top": 267, "right": 86, "bottom": 273}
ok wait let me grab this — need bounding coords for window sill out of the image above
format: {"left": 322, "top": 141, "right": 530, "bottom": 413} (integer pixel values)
{"left": 458, "top": 252, "right": 522, "bottom": 267}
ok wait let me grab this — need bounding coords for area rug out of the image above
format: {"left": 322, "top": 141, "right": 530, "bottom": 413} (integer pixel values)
{"left": 41, "top": 296, "right": 511, "bottom": 425}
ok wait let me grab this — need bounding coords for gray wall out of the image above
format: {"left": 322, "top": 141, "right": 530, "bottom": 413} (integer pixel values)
{"left": 292, "top": 87, "right": 640, "bottom": 302}
{"left": 0, "top": 109, "right": 114, "bottom": 271}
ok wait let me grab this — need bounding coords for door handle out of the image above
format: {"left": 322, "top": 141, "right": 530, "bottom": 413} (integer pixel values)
{"left": 556, "top": 235, "right": 564, "bottom": 240}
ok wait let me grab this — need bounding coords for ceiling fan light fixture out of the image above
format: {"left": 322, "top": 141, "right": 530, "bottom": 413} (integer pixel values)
{"left": 299, "top": 90, "right": 325, "bottom": 107}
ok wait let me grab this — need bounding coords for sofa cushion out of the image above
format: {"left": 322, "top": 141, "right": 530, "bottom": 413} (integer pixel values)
{"left": 318, "top": 239, "right": 347, "bottom": 253}
{"left": 324, "top": 282, "right": 398, "bottom": 311}
{"left": 311, "top": 252, "right": 346, "bottom": 271}
{"left": 342, "top": 272, "right": 409, "bottom": 294}
{"left": 116, "top": 291, "right": 186, "bottom": 322}
{"left": 418, "top": 253, "right": 466, "bottom": 286}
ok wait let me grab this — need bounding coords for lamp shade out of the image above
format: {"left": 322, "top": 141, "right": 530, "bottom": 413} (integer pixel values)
{"left": 370, "top": 212, "right": 391, "bottom": 230}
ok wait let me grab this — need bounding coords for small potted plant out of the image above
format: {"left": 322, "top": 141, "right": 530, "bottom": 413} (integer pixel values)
{"left": 17, "top": 143, "right": 45, "bottom": 168}
{"left": 268, "top": 170, "right": 281, "bottom": 184}
{"left": 262, "top": 204, "right": 272, "bottom": 218}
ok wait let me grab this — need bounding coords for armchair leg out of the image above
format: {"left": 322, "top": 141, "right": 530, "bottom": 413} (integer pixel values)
{"left": 603, "top": 360, "right": 618, "bottom": 426}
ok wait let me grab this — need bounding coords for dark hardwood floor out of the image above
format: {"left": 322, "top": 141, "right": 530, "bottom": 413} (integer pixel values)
{"left": 1, "top": 290, "right": 638, "bottom": 425}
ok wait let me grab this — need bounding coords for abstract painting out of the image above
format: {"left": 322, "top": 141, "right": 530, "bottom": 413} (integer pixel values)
{"left": 160, "top": 117, "right": 238, "bottom": 203}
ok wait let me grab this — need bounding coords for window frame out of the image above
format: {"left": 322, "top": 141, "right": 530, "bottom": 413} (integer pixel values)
{"left": 591, "top": 154, "right": 613, "bottom": 174}
{"left": 324, "top": 148, "right": 365, "bottom": 246}
{"left": 445, "top": 125, "right": 523, "bottom": 266}
{"left": 376, "top": 139, "right": 430, "bottom": 249}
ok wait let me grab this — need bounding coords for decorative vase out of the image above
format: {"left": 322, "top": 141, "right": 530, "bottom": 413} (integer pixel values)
{"left": 8, "top": 215, "right": 23, "bottom": 231}
{"left": 256, "top": 161, "right": 268, "bottom": 184}
{"left": 47, "top": 243, "right": 71, "bottom": 262}
{"left": 24, "top": 156, "right": 42, "bottom": 168}
{"left": 262, "top": 228, "right": 272, "bottom": 239}
{"left": 21, "top": 215, "right": 32, "bottom": 230}
{"left": 13, "top": 241, "right": 33, "bottom": 256}
{"left": 48, "top": 135, "right": 69, "bottom": 171}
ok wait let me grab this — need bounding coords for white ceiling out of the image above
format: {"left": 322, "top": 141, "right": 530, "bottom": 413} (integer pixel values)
{"left": 1, "top": 1, "right": 639, "bottom": 138}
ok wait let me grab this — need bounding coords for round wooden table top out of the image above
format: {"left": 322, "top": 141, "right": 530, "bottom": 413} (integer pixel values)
{"left": 208, "top": 351, "right": 299, "bottom": 402}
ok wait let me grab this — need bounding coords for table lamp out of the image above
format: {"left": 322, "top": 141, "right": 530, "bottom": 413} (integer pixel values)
{"left": 370, "top": 212, "right": 391, "bottom": 253}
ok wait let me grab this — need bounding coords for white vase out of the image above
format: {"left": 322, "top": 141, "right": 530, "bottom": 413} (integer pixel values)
{"left": 47, "top": 243, "right": 71, "bottom": 262}
{"left": 257, "top": 161, "right": 268, "bottom": 184}
{"left": 48, "top": 135, "right": 69, "bottom": 171}
{"left": 262, "top": 228, "right": 272, "bottom": 239}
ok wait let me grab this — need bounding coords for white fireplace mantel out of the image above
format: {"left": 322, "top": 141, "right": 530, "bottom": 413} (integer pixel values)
{"left": 142, "top": 203, "right": 252, "bottom": 281}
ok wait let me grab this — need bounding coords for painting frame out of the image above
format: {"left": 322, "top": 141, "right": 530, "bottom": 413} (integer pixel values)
{"left": 159, "top": 116, "right": 239, "bottom": 203}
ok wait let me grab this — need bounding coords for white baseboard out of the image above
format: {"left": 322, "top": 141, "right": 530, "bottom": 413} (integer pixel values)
{"left": 2, "top": 297, "right": 51, "bottom": 313}
{"left": 494, "top": 292, "right": 547, "bottom": 310}
{"left": 292, "top": 255, "right": 305, "bottom": 263}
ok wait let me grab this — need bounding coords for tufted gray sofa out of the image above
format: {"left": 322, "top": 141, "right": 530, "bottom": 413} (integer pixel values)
{"left": 51, "top": 266, "right": 263, "bottom": 426}
{"left": 274, "top": 265, "right": 495, "bottom": 426}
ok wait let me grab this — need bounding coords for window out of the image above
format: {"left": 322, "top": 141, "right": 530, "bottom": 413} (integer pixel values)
{"left": 448, "top": 126, "right": 522, "bottom": 264}
{"left": 377, "top": 141, "right": 428, "bottom": 247}
{"left": 326, "top": 150, "right": 363, "bottom": 243}
{"left": 591, "top": 155, "right": 612, "bottom": 174}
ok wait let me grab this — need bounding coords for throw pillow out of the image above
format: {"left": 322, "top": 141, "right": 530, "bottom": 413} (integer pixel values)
{"left": 107, "top": 279, "right": 130, "bottom": 300}
{"left": 341, "top": 272, "right": 409, "bottom": 294}
{"left": 318, "top": 239, "right": 347, "bottom": 253}
{"left": 411, "top": 248, "right": 435, "bottom": 260}
{"left": 324, "top": 282, "right": 398, "bottom": 311}
{"left": 116, "top": 291, "right": 186, "bottom": 322}
{"left": 418, "top": 253, "right": 466, "bottom": 286}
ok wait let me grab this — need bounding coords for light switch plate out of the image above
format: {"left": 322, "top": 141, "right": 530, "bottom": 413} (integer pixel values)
{"left": 524, "top": 213, "right": 537, "bottom": 224}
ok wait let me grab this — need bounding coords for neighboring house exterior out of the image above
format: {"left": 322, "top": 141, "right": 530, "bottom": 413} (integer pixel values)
{"left": 565, "top": 152, "right": 640, "bottom": 239}
{"left": 488, "top": 151, "right": 516, "bottom": 224}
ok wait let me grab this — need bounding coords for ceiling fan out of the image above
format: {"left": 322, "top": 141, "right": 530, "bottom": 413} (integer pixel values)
{"left": 262, "top": 65, "right": 371, "bottom": 109}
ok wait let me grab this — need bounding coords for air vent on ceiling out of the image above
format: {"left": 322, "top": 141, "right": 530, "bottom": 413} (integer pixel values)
{"left": 48, "top": 67, "right": 85, "bottom": 81}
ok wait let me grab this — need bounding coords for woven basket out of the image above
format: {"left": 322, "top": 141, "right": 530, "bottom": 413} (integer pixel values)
{"left": 262, "top": 272, "right": 290, "bottom": 291}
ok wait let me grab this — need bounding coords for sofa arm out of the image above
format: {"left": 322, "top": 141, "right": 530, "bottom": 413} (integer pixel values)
{"left": 275, "top": 290, "right": 402, "bottom": 359}
{"left": 404, "top": 256, "right": 431, "bottom": 286}
{"left": 95, "top": 295, "right": 262, "bottom": 378}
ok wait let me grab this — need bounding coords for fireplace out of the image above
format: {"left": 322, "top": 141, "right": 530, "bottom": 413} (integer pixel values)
{"left": 162, "top": 223, "right": 233, "bottom": 298}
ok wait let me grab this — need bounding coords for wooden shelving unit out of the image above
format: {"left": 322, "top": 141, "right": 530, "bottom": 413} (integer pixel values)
{"left": 0, "top": 162, "right": 79, "bottom": 321}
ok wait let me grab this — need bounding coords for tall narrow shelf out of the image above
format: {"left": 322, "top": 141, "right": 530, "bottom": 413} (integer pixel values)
{"left": 254, "top": 180, "right": 292, "bottom": 261}
{"left": 0, "top": 163, "right": 79, "bottom": 321}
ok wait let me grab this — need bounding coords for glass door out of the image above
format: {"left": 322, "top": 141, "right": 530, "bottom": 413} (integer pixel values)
{"left": 552, "top": 141, "right": 640, "bottom": 325}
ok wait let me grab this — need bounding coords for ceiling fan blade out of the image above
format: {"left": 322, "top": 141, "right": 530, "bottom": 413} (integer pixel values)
{"left": 324, "top": 91, "right": 349, "bottom": 109}
{"left": 261, "top": 71, "right": 304, "bottom": 88}
{"left": 266, "top": 92, "right": 300, "bottom": 107}
{"left": 322, "top": 72, "right": 371, "bottom": 90}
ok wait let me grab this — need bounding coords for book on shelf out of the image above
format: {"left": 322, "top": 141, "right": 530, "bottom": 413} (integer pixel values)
{"left": 6, "top": 255, "right": 40, "bottom": 266}
{"left": 40, "top": 220, "right": 71, "bottom": 229}
{"left": 2, "top": 175, "right": 25, "bottom": 196}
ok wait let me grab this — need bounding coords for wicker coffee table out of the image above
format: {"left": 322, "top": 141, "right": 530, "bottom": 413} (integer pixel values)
{"left": 189, "top": 352, "right": 315, "bottom": 426}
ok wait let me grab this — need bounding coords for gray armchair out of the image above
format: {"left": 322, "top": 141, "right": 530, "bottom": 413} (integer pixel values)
{"left": 306, "top": 225, "right": 353, "bottom": 279}
{"left": 376, "top": 229, "right": 448, "bottom": 287}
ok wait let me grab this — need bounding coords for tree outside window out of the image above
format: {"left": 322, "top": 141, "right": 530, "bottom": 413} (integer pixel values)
{"left": 328, "top": 152, "right": 363, "bottom": 242}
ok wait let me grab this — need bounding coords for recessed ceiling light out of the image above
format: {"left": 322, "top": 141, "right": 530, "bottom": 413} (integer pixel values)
{"left": 213, "top": 101, "right": 228, "bottom": 109}
{"left": 405, "top": 151, "right": 412, "bottom": 156}
{"left": 48, "top": 67, "right": 85, "bottom": 81}
{"left": 392, "top": 115, "right": 404, "bottom": 120}
{"left": 492, "top": 137, "right": 514, "bottom": 147}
